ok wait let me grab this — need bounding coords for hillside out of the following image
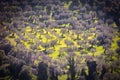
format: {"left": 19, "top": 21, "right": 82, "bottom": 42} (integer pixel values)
{"left": 0, "top": 0, "right": 120, "bottom": 80}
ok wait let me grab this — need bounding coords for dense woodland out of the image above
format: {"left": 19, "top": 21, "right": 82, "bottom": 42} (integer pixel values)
{"left": 0, "top": 0, "right": 120, "bottom": 80}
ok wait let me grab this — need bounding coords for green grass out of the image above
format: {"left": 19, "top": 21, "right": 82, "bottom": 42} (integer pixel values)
{"left": 58, "top": 74, "right": 67, "bottom": 80}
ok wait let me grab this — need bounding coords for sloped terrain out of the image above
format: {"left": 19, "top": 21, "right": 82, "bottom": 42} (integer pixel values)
{"left": 0, "top": 0, "right": 120, "bottom": 80}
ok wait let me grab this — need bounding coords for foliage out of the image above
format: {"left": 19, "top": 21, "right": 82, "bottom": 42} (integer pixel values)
{"left": 0, "top": 0, "right": 120, "bottom": 80}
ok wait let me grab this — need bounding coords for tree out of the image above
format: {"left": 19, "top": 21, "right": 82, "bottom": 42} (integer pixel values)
{"left": 49, "top": 40, "right": 57, "bottom": 48}
{"left": 86, "top": 61, "right": 97, "bottom": 80}
{"left": 115, "top": 48, "right": 120, "bottom": 55}
{"left": 45, "top": 34, "right": 52, "bottom": 42}
{"left": 37, "top": 62, "right": 48, "bottom": 80}
{"left": 75, "top": 30, "right": 82, "bottom": 40}
{"left": 49, "top": 65, "right": 58, "bottom": 80}
{"left": 60, "top": 29, "right": 66, "bottom": 38}
{"left": 41, "top": 42, "right": 50, "bottom": 54}
{"left": 0, "top": 50, "right": 10, "bottom": 78}
{"left": 8, "top": 57, "right": 25, "bottom": 80}
{"left": 89, "top": 39, "right": 97, "bottom": 48}
{"left": 64, "top": 39, "right": 74, "bottom": 47}
{"left": 67, "top": 53, "right": 76, "bottom": 80}
{"left": 59, "top": 47, "right": 67, "bottom": 57}
{"left": 45, "top": 48, "right": 54, "bottom": 54}
{"left": 96, "top": 34, "right": 105, "bottom": 46}
{"left": 19, "top": 65, "right": 32, "bottom": 80}
{"left": 2, "top": 44, "right": 12, "bottom": 55}
{"left": 103, "top": 44, "right": 111, "bottom": 54}
{"left": 80, "top": 68, "right": 87, "bottom": 80}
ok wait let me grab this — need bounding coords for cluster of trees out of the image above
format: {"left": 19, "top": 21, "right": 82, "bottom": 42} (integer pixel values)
{"left": 1, "top": 0, "right": 119, "bottom": 30}
{"left": 0, "top": 0, "right": 120, "bottom": 80}
{"left": 0, "top": 50, "right": 35, "bottom": 80}
{"left": 1, "top": 47, "right": 120, "bottom": 80}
